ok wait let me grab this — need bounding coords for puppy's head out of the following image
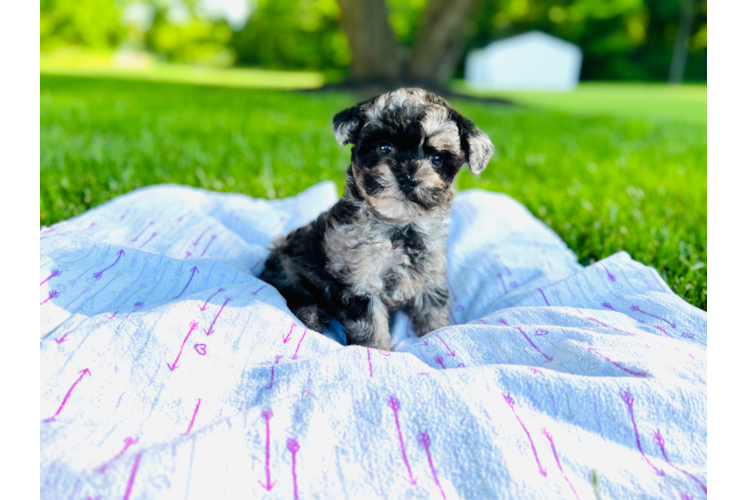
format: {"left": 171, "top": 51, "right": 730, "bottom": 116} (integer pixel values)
{"left": 332, "top": 88, "right": 494, "bottom": 222}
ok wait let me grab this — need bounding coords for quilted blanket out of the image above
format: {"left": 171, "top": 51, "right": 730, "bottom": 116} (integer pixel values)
{"left": 40, "top": 182, "right": 706, "bottom": 499}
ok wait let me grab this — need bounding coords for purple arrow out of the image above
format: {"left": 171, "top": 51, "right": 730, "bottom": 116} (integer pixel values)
{"left": 174, "top": 267, "right": 199, "bottom": 299}
{"left": 93, "top": 250, "right": 125, "bottom": 281}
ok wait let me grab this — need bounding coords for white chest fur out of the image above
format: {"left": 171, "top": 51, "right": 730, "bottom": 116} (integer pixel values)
{"left": 324, "top": 209, "right": 448, "bottom": 306}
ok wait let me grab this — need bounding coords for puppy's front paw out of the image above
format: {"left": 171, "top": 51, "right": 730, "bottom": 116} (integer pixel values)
{"left": 294, "top": 304, "right": 331, "bottom": 332}
{"left": 410, "top": 307, "right": 450, "bottom": 337}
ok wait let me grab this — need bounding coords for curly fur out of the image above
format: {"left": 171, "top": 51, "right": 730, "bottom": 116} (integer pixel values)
{"left": 260, "top": 88, "right": 494, "bottom": 349}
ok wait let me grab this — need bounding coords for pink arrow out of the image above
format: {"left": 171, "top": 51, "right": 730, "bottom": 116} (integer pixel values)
{"left": 200, "top": 235, "right": 217, "bottom": 257}
{"left": 495, "top": 254, "right": 512, "bottom": 275}
{"left": 270, "top": 217, "right": 285, "bottom": 232}
{"left": 447, "top": 307, "right": 457, "bottom": 325}
{"left": 44, "top": 368, "right": 91, "bottom": 422}
{"left": 620, "top": 388, "right": 665, "bottom": 476}
{"left": 258, "top": 409, "right": 276, "bottom": 491}
{"left": 514, "top": 327, "right": 553, "bottom": 362}
{"left": 119, "top": 205, "right": 133, "bottom": 220}
{"left": 126, "top": 301, "right": 144, "bottom": 318}
{"left": 602, "top": 264, "right": 616, "bottom": 283}
{"left": 387, "top": 395, "right": 417, "bottom": 486}
{"left": 537, "top": 287, "right": 550, "bottom": 306}
{"left": 199, "top": 288, "right": 225, "bottom": 311}
{"left": 251, "top": 285, "right": 267, "bottom": 296}
{"left": 250, "top": 260, "right": 263, "bottom": 273}
{"left": 283, "top": 323, "right": 296, "bottom": 343}
{"left": 435, "top": 334, "right": 455, "bottom": 357}
{"left": 291, "top": 329, "right": 307, "bottom": 360}
{"left": 503, "top": 393, "right": 546, "bottom": 477}
{"left": 55, "top": 330, "right": 73, "bottom": 344}
{"left": 418, "top": 430, "right": 446, "bottom": 500}
{"left": 167, "top": 321, "right": 199, "bottom": 371}
{"left": 497, "top": 273, "right": 508, "bottom": 294}
{"left": 138, "top": 232, "right": 157, "bottom": 248}
{"left": 542, "top": 429, "right": 580, "bottom": 500}
{"left": 204, "top": 298, "right": 231, "bottom": 336}
{"left": 40, "top": 290, "right": 59, "bottom": 305}
{"left": 93, "top": 249, "right": 125, "bottom": 280}
{"left": 193, "top": 226, "right": 212, "bottom": 247}
{"left": 287, "top": 438, "right": 300, "bottom": 500}
{"left": 265, "top": 356, "right": 283, "bottom": 390}
{"left": 183, "top": 398, "right": 202, "bottom": 435}
{"left": 40, "top": 269, "right": 61, "bottom": 286}
{"left": 653, "top": 429, "right": 707, "bottom": 493}
{"left": 654, "top": 325, "right": 673, "bottom": 338}
{"left": 585, "top": 316, "right": 636, "bottom": 336}
{"left": 367, "top": 349, "right": 373, "bottom": 377}
{"left": 174, "top": 266, "right": 199, "bottom": 299}
{"left": 131, "top": 221, "right": 155, "bottom": 242}
{"left": 588, "top": 348, "right": 649, "bottom": 377}
{"left": 630, "top": 304, "right": 676, "bottom": 329}
{"left": 445, "top": 276, "right": 458, "bottom": 301}
{"left": 434, "top": 355, "right": 446, "bottom": 369}
{"left": 97, "top": 436, "right": 140, "bottom": 473}
{"left": 123, "top": 452, "right": 143, "bottom": 500}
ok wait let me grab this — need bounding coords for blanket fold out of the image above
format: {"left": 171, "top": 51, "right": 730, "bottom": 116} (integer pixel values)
{"left": 40, "top": 183, "right": 706, "bottom": 499}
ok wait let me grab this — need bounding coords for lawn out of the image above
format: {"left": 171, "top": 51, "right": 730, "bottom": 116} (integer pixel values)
{"left": 40, "top": 73, "right": 707, "bottom": 310}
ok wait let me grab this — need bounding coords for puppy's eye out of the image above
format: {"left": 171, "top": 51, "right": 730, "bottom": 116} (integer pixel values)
{"left": 430, "top": 154, "right": 443, "bottom": 168}
{"left": 378, "top": 145, "right": 393, "bottom": 155}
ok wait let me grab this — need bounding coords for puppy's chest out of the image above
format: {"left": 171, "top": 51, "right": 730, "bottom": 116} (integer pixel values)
{"left": 324, "top": 217, "right": 444, "bottom": 302}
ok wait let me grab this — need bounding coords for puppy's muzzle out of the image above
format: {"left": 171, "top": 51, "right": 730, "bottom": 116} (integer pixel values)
{"left": 397, "top": 174, "right": 418, "bottom": 195}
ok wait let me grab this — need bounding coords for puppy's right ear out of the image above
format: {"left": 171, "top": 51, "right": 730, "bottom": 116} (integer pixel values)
{"left": 332, "top": 105, "right": 363, "bottom": 146}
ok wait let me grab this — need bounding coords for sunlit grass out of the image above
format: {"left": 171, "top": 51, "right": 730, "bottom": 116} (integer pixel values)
{"left": 40, "top": 74, "right": 706, "bottom": 309}
{"left": 40, "top": 49, "right": 325, "bottom": 89}
{"left": 453, "top": 81, "right": 706, "bottom": 125}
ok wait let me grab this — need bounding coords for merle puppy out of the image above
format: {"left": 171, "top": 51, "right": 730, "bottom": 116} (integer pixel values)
{"left": 260, "top": 88, "right": 494, "bottom": 350}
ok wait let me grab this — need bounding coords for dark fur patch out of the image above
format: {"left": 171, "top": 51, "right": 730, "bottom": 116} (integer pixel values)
{"left": 390, "top": 223, "right": 425, "bottom": 254}
{"left": 382, "top": 269, "right": 400, "bottom": 293}
{"left": 423, "top": 285, "right": 449, "bottom": 308}
{"left": 329, "top": 197, "right": 360, "bottom": 225}
{"left": 343, "top": 294, "right": 371, "bottom": 319}
{"left": 363, "top": 174, "right": 384, "bottom": 196}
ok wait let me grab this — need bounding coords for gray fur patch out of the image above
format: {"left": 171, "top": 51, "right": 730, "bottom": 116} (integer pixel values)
{"left": 467, "top": 129, "right": 495, "bottom": 174}
{"left": 333, "top": 118, "right": 360, "bottom": 146}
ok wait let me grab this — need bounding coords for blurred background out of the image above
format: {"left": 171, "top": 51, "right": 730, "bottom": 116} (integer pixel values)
{"left": 40, "top": 0, "right": 706, "bottom": 83}
{"left": 40, "top": 0, "right": 707, "bottom": 309}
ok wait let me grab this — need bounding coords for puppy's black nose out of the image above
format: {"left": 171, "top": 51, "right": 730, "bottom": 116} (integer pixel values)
{"left": 398, "top": 175, "right": 417, "bottom": 194}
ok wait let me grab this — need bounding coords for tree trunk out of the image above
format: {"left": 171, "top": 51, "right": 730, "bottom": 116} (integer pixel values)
{"left": 406, "top": 0, "right": 479, "bottom": 87}
{"left": 668, "top": 0, "right": 695, "bottom": 84}
{"left": 337, "top": 0, "right": 403, "bottom": 83}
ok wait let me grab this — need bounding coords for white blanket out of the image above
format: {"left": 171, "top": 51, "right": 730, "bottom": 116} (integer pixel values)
{"left": 40, "top": 183, "right": 706, "bottom": 499}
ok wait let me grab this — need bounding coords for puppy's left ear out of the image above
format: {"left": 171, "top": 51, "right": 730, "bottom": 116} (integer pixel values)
{"left": 332, "top": 104, "right": 363, "bottom": 146}
{"left": 451, "top": 111, "right": 494, "bottom": 174}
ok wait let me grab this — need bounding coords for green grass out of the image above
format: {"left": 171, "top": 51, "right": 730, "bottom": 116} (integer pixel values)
{"left": 40, "top": 49, "right": 327, "bottom": 89}
{"left": 40, "top": 73, "right": 707, "bottom": 310}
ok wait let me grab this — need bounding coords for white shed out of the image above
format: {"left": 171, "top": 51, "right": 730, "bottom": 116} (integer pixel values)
{"left": 465, "top": 31, "right": 583, "bottom": 91}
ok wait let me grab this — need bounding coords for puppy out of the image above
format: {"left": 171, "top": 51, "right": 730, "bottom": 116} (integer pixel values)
{"left": 260, "top": 88, "right": 494, "bottom": 350}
